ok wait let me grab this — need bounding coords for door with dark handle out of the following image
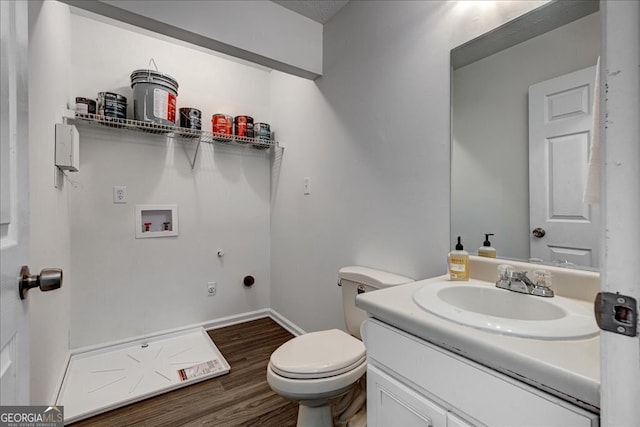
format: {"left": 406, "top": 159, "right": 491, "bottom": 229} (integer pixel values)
{"left": 19, "top": 266, "right": 63, "bottom": 299}
{"left": 532, "top": 227, "right": 546, "bottom": 238}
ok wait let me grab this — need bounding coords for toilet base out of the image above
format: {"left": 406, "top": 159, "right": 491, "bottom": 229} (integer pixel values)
{"left": 297, "top": 402, "right": 333, "bottom": 427}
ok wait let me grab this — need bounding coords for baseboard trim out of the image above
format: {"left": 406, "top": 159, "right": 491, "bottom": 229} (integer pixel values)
{"left": 68, "top": 309, "right": 304, "bottom": 358}
{"left": 200, "top": 309, "right": 273, "bottom": 331}
{"left": 266, "top": 309, "right": 306, "bottom": 336}
{"left": 202, "top": 309, "right": 306, "bottom": 337}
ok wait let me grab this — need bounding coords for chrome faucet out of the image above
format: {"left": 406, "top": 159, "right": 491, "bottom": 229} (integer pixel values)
{"left": 496, "top": 266, "right": 554, "bottom": 297}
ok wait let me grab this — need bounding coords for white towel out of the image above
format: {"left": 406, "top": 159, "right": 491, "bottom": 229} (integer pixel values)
{"left": 583, "top": 57, "right": 601, "bottom": 204}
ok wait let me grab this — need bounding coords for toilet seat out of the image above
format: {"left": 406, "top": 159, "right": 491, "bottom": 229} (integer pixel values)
{"left": 270, "top": 329, "right": 366, "bottom": 379}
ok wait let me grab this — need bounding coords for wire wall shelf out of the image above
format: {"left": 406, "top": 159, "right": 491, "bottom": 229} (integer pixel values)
{"left": 72, "top": 113, "right": 277, "bottom": 147}
{"left": 69, "top": 113, "right": 281, "bottom": 168}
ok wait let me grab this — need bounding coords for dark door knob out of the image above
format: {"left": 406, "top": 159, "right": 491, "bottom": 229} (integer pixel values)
{"left": 19, "top": 266, "right": 63, "bottom": 300}
{"left": 532, "top": 227, "right": 546, "bottom": 238}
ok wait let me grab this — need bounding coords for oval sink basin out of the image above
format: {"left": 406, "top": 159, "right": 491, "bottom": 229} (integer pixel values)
{"left": 412, "top": 280, "right": 598, "bottom": 340}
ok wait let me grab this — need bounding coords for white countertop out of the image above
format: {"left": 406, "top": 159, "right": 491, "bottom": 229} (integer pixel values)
{"left": 356, "top": 275, "right": 600, "bottom": 412}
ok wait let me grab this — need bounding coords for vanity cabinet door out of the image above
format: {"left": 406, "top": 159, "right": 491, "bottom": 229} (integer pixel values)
{"left": 368, "top": 364, "right": 447, "bottom": 427}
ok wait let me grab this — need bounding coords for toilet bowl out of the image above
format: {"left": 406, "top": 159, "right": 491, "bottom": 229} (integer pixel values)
{"left": 267, "top": 266, "right": 413, "bottom": 427}
{"left": 267, "top": 329, "right": 367, "bottom": 426}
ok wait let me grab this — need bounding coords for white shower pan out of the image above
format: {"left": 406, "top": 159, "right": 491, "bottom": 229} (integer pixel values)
{"left": 57, "top": 327, "right": 230, "bottom": 424}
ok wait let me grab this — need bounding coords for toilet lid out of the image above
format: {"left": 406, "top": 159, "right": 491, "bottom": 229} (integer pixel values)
{"left": 270, "top": 329, "right": 366, "bottom": 379}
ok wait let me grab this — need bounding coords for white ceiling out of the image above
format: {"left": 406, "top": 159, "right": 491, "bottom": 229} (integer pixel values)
{"left": 272, "top": 0, "right": 349, "bottom": 24}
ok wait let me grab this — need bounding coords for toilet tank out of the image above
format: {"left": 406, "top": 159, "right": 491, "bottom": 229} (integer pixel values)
{"left": 339, "top": 266, "right": 413, "bottom": 339}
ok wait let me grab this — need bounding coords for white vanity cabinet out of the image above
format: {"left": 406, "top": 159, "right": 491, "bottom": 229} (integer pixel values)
{"left": 365, "top": 319, "right": 599, "bottom": 427}
{"left": 368, "top": 364, "right": 472, "bottom": 427}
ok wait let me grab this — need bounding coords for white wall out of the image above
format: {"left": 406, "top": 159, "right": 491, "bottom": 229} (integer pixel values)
{"left": 27, "top": 0, "right": 73, "bottom": 404}
{"left": 452, "top": 12, "right": 600, "bottom": 259}
{"left": 68, "top": 13, "right": 272, "bottom": 348}
{"left": 22, "top": 0, "right": 553, "bottom": 396}
{"left": 269, "top": 1, "right": 548, "bottom": 333}
{"left": 66, "top": 0, "right": 322, "bottom": 79}
{"left": 23, "top": 0, "right": 549, "bottom": 379}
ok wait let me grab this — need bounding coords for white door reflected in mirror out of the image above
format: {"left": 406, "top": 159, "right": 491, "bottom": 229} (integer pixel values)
{"left": 528, "top": 66, "right": 599, "bottom": 268}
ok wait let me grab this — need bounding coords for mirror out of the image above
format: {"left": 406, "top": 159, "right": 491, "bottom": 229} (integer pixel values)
{"left": 451, "top": 0, "right": 600, "bottom": 269}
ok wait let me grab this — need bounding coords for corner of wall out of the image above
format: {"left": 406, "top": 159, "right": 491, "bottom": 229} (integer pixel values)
{"left": 27, "top": 0, "right": 73, "bottom": 405}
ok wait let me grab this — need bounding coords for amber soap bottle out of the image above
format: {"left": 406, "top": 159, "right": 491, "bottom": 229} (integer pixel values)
{"left": 448, "top": 236, "right": 470, "bottom": 281}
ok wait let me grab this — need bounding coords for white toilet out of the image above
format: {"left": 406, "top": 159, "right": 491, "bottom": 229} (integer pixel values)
{"left": 267, "top": 266, "right": 413, "bottom": 427}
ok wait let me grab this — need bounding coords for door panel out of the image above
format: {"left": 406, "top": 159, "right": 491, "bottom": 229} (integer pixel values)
{"left": 0, "top": 0, "right": 30, "bottom": 405}
{"left": 529, "top": 66, "right": 599, "bottom": 267}
{"left": 368, "top": 365, "right": 447, "bottom": 427}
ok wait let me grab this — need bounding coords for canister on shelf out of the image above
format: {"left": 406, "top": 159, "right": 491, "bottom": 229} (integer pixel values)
{"left": 212, "top": 114, "right": 233, "bottom": 141}
{"left": 252, "top": 122, "right": 271, "bottom": 149}
{"left": 130, "top": 68, "right": 179, "bottom": 126}
{"left": 75, "top": 97, "right": 96, "bottom": 115}
{"left": 179, "top": 108, "right": 201, "bottom": 131}
{"left": 234, "top": 115, "right": 254, "bottom": 140}
{"left": 97, "top": 92, "right": 127, "bottom": 119}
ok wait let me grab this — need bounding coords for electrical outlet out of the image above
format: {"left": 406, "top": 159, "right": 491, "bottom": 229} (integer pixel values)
{"left": 207, "top": 281, "right": 216, "bottom": 296}
{"left": 113, "top": 186, "right": 127, "bottom": 204}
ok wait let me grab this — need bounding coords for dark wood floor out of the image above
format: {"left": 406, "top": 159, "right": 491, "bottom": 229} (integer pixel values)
{"left": 71, "top": 317, "right": 298, "bottom": 426}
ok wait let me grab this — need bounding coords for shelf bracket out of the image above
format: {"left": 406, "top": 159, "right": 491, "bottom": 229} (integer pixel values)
{"left": 184, "top": 139, "right": 201, "bottom": 169}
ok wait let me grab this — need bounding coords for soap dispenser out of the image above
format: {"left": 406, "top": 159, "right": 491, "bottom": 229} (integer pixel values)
{"left": 478, "top": 233, "right": 496, "bottom": 258}
{"left": 448, "top": 236, "right": 469, "bottom": 281}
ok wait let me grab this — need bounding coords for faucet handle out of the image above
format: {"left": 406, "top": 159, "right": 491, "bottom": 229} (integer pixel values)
{"left": 531, "top": 269, "right": 554, "bottom": 297}
{"left": 496, "top": 264, "right": 514, "bottom": 288}
{"left": 533, "top": 269, "right": 552, "bottom": 286}
{"left": 497, "top": 264, "right": 513, "bottom": 280}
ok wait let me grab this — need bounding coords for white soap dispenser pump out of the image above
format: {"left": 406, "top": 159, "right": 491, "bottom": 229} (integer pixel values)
{"left": 478, "top": 233, "right": 496, "bottom": 258}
